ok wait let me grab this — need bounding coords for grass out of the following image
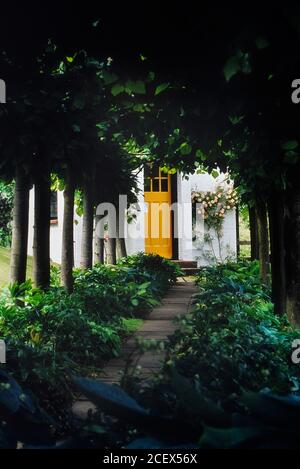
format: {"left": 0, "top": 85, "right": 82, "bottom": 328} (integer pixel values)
{"left": 122, "top": 318, "right": 143, "bottom": 333}
{"left": 239, "top": 213, "right": 251, "bottom": 258}
{"left": 0, "top": 246, "right": 34, "bottom": 287}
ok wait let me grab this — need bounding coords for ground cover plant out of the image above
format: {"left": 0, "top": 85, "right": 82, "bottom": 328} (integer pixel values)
{"left": 0, "top": 253, "right": 179, "bottom": 431}
{"left": 165, "top": 261, "right": 300, "bottom": 408}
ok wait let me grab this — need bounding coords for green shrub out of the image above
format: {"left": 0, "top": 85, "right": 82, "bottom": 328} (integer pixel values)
{"left": 0, "top": 253, "right": 179, "bottom": 425}
{"left": 0, "top": 181, "right": 14, "bottom": 247}
{"left": 165, "top": 260, "right": 300, "bottom": 411}
{"left": 117, "top": 252, "right": 182, "bottom": 294}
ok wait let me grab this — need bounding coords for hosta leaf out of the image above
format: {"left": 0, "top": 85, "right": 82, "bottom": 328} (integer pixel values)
{"left": 155, "top": 82, "right": 170, "bottom": 95}
{"left": 111, "top": 84, "right": 125, "bottom": 96}
{"left": 171, "top": 369, "right": 230, "bottom": 427}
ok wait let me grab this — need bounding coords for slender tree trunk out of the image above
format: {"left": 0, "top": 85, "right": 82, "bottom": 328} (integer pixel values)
{"left": 33, "top": 163, "right": 51, "bottom": 289}
{"left": 255, "top": 200, "right": 270, "bottom": 285}
{"left": 61, "top": 172, "right": 75, "bottom": 293}
{"left": 94, "top": 235, "right": 104, "bottom": 264}
{"left": 268, "top": 192, "right": 286, "bottom": 315}
{"left": 116, "top": 237, "right": 127, "bottom": 259}
{"left": 116, "top": 209, "right": 127, "bottom": 259}
{"left": 93, "top": 214, "right": 104, "bottom": 264}
{"left": 249, "top": 205, "right": 259, "bottom": 261}
{"left": 235, "top": 205, "right": 240, "bottom": 258}
{"left": 285, "top": 186, "right": 300, "bottom": 326}
{"left": 10, "top": 166, "right": 30, "bottom": 284}
{"left": 106, "top": 237, "right": 116, "bottom": 265}
{"left": 80, "top": 181, "right": 94, "bottom": 270}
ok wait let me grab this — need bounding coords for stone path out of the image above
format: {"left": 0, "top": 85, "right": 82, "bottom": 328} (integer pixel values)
{"left": 73, "top": 281, "right": 198, "bottom": 418}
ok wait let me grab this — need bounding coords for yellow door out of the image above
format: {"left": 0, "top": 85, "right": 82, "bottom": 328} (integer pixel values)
{"left": 144, "top": 165, "right": 172, "bottom": 258}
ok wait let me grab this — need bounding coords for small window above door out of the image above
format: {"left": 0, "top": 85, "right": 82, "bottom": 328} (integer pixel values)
{"left": 144, "top": 164, "right": 169, "bottom": 193}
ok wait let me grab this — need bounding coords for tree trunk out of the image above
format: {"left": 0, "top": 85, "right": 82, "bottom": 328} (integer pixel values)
{"left": 268, "top": 192, "right": 286, "bottom": 315}
{"left": 116, "top": 237, "right": 127, "bottom": 259}
{"left": 285, "top": 186, "right": 300, "bottom": 326}
{"left": 10, "top": 166, "right": 30, "bottom": 284}
{"left": 235, "top": 205, "right": 240, "bottom": 258}
{"left": 255, "top": 200, "right": 270, "bottom": 285}
{"left": 94, "top": 235, "right": 105, "bottom": 264}
{"left": 80, "top": 181, "right": 94, "bottom": 270}
{"left": 249, "top": 205, "right": 259, "bottom": 261}
{"left": 93, "top": 214, "right": 105, "bottom": 264}
{"left": 33, "top": 164, "right": 51, "bottom": 289}
{"left": 116, "top": 210, "right": 127, "bottom": 259}
{"left": 61, "top": 172, "right": 75, "bottom": 293}
{"left": 106, "top": 237, "right": 116, "bottom": 264}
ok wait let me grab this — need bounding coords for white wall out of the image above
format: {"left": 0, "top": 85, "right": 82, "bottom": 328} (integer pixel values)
{"left": 28, "top": 189, "right": 81, "bottom": 266}
{"left": 27, "top": 170, "right": 237, "bottom": 267}
{"left": 177, "top": 172, "right": 237, "bottom": 265}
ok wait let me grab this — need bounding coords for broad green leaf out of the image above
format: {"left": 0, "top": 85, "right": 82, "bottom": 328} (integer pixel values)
{"left": 72, "top": 124, "right": 81, "bottom": 133}
{"left": 223, "top": 56, "right": 241, "bottom": 82}
{"left": 196, "top": 149, "right": 206, "bottom": 161}
{"left": 133, "top": 104, "right": 146, "bottom": 113}
{"left": 211, "top": 169, "right": 219, "bottom": 178}
{"left": 179, "top": 142, "right": 192, "bottom": 156}
{"left": 243, "top": 391, "right": 300, "bottom": 428}
{"left": 171, "top": 369, "right": 230, "bottom": 427}
{"left": 155, "top": 82, "right": 170, "bottom": 95}
{"left": 284, "top": 150, "right": 299, "bottom": 165}
{"left": 125, "top": 80, "right": 146, "bottom": 95}
{"left": 111, "top": 84, "right": 125, "bottom": 96}
{"left": 281, "top": 140, "right": 298, "bottom": 150}
{"left": 102, "top": 71, "right": 118, "bottom": 85}
{"left": 199, "top": 425, "right": 270, "bottom": 449}
{"left": 66, "top": 56, "right": 74, "bottom": 63}
{"left": 229, "top": 115, "right": 244, "bottom": 125}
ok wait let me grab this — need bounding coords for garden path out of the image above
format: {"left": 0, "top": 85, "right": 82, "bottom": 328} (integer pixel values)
{"left": 73, "top": 280, "right": 198, "bottom": 418}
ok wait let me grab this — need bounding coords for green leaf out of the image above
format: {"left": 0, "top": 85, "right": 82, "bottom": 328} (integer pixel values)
{"left": 242, "top": 391, "right": 300, "bottom": 429}
{"left": 72, "top": 376, "right": 198, "bottom": 443}
{"left": 111, "top": 84, "right": 125, "bottom": 96}
{"left": 284, "top": 150, "right": 299, "bottom": 165}
{"left": 133, "top": 104, "right": 146, "bottom": 113}
{"left": 179, "top": 142, "right": 192, "bottom": 156}
{"left": 131, "top": 298, "right": 139, "bottom": 306}
{"left": 223, "top": 56, "right": 241, "bottom": 82}
{"left": 281, "top": 140, "right": 298, "bottom": 150}
{"left": 72, "top": 124, "right": 81, "bottom": 133}
{"left": 127, "top": 437, "right": 197, "bottom": 449}
{"left": 102, "top": 71, "right": 118, "bottom": 85}
{"left": 155, "top": 82, "right": 170, "bottom": 95}
{"left": 196, "top": 149, "right": 206, "bottom": 161}
{"left": 66, "top": 56, "right": 74, "bottom": 63}
{"left": 199, "top": 425, "right": 269, "bottom": 449}
{"left": 211, "top": 169, "right": 219, "bottom": 179}
{"left": 125, "top": 80, "right": 146, "bottom": 95}
{"left": 229, "top": 115, "right": 244, "bottom": 125}
{"left": 171, "top": 369, "right": 230, "bottom": 427}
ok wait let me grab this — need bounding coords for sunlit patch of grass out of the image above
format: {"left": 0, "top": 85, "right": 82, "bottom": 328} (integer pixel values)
{"left": 0, "top": 246, "right": 34, "bottom": 287}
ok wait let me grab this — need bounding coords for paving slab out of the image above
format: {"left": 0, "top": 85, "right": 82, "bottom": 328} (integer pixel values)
{"left": 72, "top": 281, "right": 197, "bottom": 418}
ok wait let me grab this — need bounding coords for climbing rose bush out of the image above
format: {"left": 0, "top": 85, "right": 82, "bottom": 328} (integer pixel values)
{"left": 192, "top": 185, "right": 239, "bottom": 232}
